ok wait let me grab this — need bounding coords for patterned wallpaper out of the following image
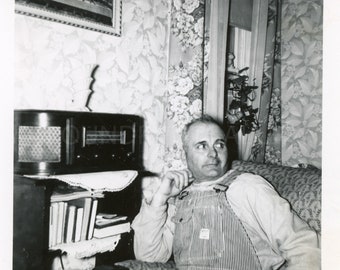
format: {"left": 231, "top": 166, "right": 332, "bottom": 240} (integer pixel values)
{"left": 15, "top": 0, "right": 171, "bottom": 174}
{"left": 163, "top": 0, "right": 204, "bottom": 172}
{"left": 281, "top": 0, "right": 322, "bottom": 168}
{"left": 14, "top": 0, "right": 323, "bottom": 172}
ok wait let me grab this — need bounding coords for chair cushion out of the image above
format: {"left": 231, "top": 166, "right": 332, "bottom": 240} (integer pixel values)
{"left": 231, "top": 160, "right": 321, "bottom": 234}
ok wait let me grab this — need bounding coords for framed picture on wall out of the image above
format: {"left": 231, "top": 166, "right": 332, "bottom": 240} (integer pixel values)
{"left": 15, "top": 0, "right": 122, "bottom": 36}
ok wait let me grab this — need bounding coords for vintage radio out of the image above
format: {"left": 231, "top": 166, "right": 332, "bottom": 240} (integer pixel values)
{"left": 14, "top": 110, "right": 143, "bottom": 175}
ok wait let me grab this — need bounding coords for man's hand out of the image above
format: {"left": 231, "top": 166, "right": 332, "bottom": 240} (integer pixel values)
{"left": 151, "top": 170, "right": 193, "bottom": 207}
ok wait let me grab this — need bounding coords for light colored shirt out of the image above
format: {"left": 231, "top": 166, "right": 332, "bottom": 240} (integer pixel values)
{"left": 132, "top": 171, "right": 320, "bottom": 270}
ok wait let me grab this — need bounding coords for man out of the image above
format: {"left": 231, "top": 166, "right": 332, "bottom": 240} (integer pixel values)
{"left": 132, "top": 115, "right": 320, "bottom": 269}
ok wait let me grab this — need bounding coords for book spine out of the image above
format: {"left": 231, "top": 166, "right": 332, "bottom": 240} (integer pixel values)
{"left": 64, "top": 205, "right": 76, "bottom": 243}
{"left": 50, "top": 202, "right": 59, "bottom": 247}
{"left": 74, "top": 207, "right": 84, "bottom": 242}
{"left": 80, "top": 197, "right": 93, "bottom": 241}
{"left": 61, "top": 202, "right": 68, "bottom": 243}
{"left": 93, "top": 222, "right": 131, "bottom": 239}
{"left": 48, "top": 205, "right": 53, "bottom": 248}
{"left": 87, "top": 199, "right": 98, "bottom": 240}
{"left": 56, "top": 202, "right": 66, "bottom": 245}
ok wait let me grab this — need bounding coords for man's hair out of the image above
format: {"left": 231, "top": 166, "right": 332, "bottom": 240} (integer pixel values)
{"left": 181, "top": 114, "right": 225, "bottom": 151}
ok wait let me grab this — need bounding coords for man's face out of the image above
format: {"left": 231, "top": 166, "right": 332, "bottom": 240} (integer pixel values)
{"left": 184, "top": 122, "right": 228, "bottom": 182}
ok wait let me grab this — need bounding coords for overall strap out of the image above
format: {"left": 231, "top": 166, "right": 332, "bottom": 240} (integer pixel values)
{"left": 173, "top": 170, "right": 262, "bottom": 270}
{"left": 215, "top": 170, "right": 262, "bottom": 270}
{"left": 213, "top": 169, "right": 243, "bottom": 192}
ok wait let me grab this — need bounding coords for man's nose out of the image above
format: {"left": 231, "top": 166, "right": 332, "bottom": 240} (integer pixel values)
{"left": 208, "top": 147, "right": 218, "bottom": 157}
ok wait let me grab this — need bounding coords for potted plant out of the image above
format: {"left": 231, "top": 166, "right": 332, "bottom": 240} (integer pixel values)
{"left": 225, "top": 67, "right": 259, "bottom": 135}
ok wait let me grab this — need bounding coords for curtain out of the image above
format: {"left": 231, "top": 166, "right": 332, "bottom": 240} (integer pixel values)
{"left": 250, "top": 0, "right": 282, "bottom": 164}
{"left": 233, "top": 28, "right": 253, "bottom": 160}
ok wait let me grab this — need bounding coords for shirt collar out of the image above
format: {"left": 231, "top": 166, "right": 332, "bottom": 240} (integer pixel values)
{"left": 188, "top": 170, "right": 234, "bottom": 192}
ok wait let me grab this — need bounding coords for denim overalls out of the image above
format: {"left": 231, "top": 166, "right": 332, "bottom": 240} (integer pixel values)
{"left": 171, "top": 171, "right": 261, "bottom": 270}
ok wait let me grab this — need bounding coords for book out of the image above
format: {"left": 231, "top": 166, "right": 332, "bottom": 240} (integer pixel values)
{"left": 95, "top": 215, "right": 128, "bottom": 227}
{"left": 65, "top": 197, "right": 92, "bottom": 242}
{"left": 48, "top": 205, "right": 53, "bottom": 247}
{"left": 96, "top": 213, "right": 118, "bottom": 219}
{"left": 74, "top": 207, "right": 84, "bottom": 242}
{"left": 93, "top": 221, "right": 131, "bottom": 239}
{"left": 61, "top": 202, "right": 68, "bottom": 243}
{"left": 87, "top": 199, "right": 98, "bottom": 240}
{"left": 80, "top": 197, "right": 93, "bottom": 241}
{"left": 64, "top": 205, "right": 76, "bottom": 243}
{"left": 56, "top": 201, "right": 67, "bottom": 245}
{"left": 50, "top": 202, "right": 59, "bottom": 247}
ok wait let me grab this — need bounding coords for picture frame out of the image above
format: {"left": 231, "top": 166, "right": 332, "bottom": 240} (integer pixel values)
{"left": 15, "top": 0, "right": 122, "bottom": 36}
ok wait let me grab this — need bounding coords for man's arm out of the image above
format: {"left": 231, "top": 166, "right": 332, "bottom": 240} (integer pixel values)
{"left": 132, "top": 170, "right": 192, "bottom": 262}
{"left": 228, "top": 173, "right": 320, "bottom": 270}
{"left": 131, "top": 199, "right": 175, "bottom": 262}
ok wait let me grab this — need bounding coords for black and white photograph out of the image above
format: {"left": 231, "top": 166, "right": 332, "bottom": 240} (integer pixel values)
{"left": 1, "top": 0, "right": 340, "bottom": 269}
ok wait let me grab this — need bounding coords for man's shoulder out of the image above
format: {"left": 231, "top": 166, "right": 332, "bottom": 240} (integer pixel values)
{"left": 228, "top": 172, "right": 274, "bottom": 193}
{"left": 226, "top": 172, "right": 278, "bottom": 208}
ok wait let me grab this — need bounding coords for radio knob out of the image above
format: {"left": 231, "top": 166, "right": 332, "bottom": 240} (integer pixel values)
{"left": 75, "top": 154, "right": 88, "bottom": 163}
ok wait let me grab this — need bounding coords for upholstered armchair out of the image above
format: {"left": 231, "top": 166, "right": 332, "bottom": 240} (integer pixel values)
{"left": 110, "top": 160, "right": 321, "bottom": 269}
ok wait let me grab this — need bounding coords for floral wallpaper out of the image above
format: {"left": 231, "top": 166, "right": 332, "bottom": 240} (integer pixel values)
{"left": 281, "top": 0, "right": 322, "bottom": 168}
{"left": 163, "top": 0, "right": 205, "bottom": 171}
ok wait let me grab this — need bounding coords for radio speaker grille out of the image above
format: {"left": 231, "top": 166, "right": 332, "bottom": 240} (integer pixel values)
{"left": 18, "top": 126, "right": 61, "bottom": 162}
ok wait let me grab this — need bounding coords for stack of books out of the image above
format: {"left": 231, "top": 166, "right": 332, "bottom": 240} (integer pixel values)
{"left": 93, "top": 213, "right": 131, "bottom": 239}
{"left": 49, "top": 186, "right": 104, "bottom": 247}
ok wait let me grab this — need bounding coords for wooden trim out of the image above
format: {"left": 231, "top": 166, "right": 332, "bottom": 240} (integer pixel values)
{"left": 203, "top": 0, "right": 230, "bottom": 123}
{"left": 248, "top": 0, "right": 268, "bottom": 104}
